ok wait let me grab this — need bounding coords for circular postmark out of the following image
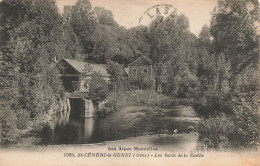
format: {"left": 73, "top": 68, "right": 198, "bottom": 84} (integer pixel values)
{"left": 139, "top": 4, "right": 179, "bottom": 26}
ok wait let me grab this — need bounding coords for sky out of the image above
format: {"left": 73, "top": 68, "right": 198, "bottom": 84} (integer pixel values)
{"left": 56, "top": 0, "right": 218, "bottom": 36}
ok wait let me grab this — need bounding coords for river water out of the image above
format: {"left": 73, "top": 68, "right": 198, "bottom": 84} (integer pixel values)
{"left": 42, "top": 105, "right": 199, "bottom": 145}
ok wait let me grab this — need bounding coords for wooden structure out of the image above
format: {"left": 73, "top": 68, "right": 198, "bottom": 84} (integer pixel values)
{"left": 57, "top": 58, "right": 110, "bottom": 92}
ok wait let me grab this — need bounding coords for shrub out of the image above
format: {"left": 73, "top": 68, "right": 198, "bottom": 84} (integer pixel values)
{"left": 32, "top": 113, "right": 49, "bottom": 132}
{"left": 95, "top": 107, "right": 114, "bottom": 118}
{"left": 194, "top": 96, "right": 233, "bottom": 117}
{"left": 198, "top": 113, "right": 235, "bottom": 150}
{"left": 16, "top": 109, "right": 30, "bottom": 129}
{"left": 231, "top": 94, "right": 259, "bottom": 149}
{"left": 88, "top": 72, "right": 108, "bottom": 104}
{"left": 104, "top": 100, "right": 117, "bottom": 110}
{"left": 0, "top": 108, "right": 18, "bottom": 144}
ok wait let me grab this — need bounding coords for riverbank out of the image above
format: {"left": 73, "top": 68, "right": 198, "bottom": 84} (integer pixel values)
{"left": 3, "top": 104, "right": 199, "bottom": 147}
{"left": 1, "top": 103, "right": 258, "bottom": 166}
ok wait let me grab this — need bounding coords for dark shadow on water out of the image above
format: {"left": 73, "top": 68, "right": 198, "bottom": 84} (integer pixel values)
{"left": 41, "top": 111, "right": 97, "bottom": 145}
{"left": 41, "top": 105, "right": 198, "bottom": 145}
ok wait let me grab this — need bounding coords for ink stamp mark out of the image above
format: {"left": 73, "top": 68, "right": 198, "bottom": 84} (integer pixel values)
{"left": 139, "top": 4, "right": 179, "bottom": 26}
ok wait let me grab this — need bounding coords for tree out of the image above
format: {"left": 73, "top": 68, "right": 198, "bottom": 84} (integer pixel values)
{"left": 196, "top": 0, "right": 260, "bottom": 149}
{"left": 94, "top": 7, "right": 118, "bottom": 26}
{"left": 196, "top": 25, "right": 216, "bottom": 97}
{"left": 69, "top": 0, "right": 97, "bottom": 54}
{"left": 62, "top": 16, "right": 81, "bottom": 60}
{"left": 148, "top": 13, "right": 198, "bottom": 96}
{"left": 88, "top": 72, "right": 108, "bottom": 104}
{"left": 0, "top": 0, "right": 66, "bottom": 137}
{"left": 210, "top": 0, "right": 259, "bottom": 91}
{"left": 127, "top": 26, "right": 150, "bottom": 58}
{"left": 106, "top": 59, "right": 128, "bottom": 91}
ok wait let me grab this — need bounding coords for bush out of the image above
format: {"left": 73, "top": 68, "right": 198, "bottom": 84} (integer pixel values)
{"left": 95, "top": 107, "right": 114, "bottom": 118}
{"left": 198, "top": 113, "right": 235, "bottom": 150}
{"left": 32, "top": 113, "right": 50, "bottom": 132}
{"left": 194, "top": 96, "right": 233, "bottom": 117}
{"left": 196, "top": 93, "right": 259, "bottom": 150}
{"left": 16, "top": 109, "right": 30, "bottom": 129}
{"left": 0, "top": 108, "right": 18, "bottom": 144}
{"left": 104, "top": 100, "right": 117, "bottom": 111}
{"left": 231, "top": 94, "right": 259, "bottom": 149}
{"left": 88, "top": 72, "right": 108, "bottom": 103}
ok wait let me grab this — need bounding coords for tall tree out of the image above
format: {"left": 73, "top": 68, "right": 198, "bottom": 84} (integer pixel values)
{"left": 200, "top": 0, "right": 260, "bottom": 149}
{"left": 148, "top": 14, "right": 198, "bottom": 96}
{"left": 196, "top": 25, "right": 216, "bottom": 96}
{"left": 210, "top": 0, "right": 259, "bottom": 92}
{"left": 94, "top": 7, "right": 118, "bottom": 26}
{"left": 0, "top": 0, "right": 64, "bottom": 118}
{"left": 69, "top": 0, "right": 97, "bottom": 54}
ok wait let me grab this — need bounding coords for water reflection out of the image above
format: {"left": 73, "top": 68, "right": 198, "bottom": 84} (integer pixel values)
{"left": 83, "top": 118, "right": 95, "bottom": 142}
{"left": 41, "top": 105, "right": 199, "bottom": 145}
{"left": 43, "top": 109, "right": 95, "bottom": 145}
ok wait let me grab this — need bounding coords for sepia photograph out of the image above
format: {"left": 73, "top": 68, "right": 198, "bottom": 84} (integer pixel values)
{"left": 0, "top": 0, "right": 259, "bottom": 165}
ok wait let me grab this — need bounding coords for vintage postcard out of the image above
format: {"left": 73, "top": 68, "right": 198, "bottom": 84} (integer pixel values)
{"left": 0, "top": 0, "right": 259, "bottom": 165}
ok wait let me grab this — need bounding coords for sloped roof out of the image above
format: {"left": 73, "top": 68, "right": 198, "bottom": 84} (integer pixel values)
{"left": 128, "top": 56, "right": 153, "bottom": 66}
{"left": 62, "top": 58, "right": 109, "bottom": 77}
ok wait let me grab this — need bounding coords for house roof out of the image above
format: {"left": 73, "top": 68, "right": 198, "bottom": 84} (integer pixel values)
{"left": 128, "top": 56, "right": 153, "bottom": 66}
{"left": 62, "top": 58, "right": 110, "bottom": 77}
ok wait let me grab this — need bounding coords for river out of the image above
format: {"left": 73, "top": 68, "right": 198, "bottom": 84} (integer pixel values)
{"left": 42, "top": 105, "right": 200, "bottom": 145}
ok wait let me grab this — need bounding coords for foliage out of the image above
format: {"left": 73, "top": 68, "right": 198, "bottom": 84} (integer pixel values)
{"left": 106, "top": 59, "right": 129, "bottom": 91}
{"left": 87, "top": 24, "right": 139, "bottom": 64}
{"left": 95, "top": 107, "right": 114, "bottom": 118}
{"left": 107, "top": 90, "right": 174, "bottom": 108}
{"left": 231, "top": 93, "right": 259, "bottom": 149}
{"left": 148, "top": 14, "right": 198, "bottom": 96}
{"left": 196, "top": 0, "right": 259, "bottom": 150}
{"left": 0, "top": 107, "right": 17, "bottom": 144}
{"left": 65, "top": 0, "right": 148, "bottom": 64}
{"left": 69, "top": 0, "right": 97, "bottom": 54}
{"left": 88, "top": 72, "right": 109, "bottom": 103}
{"left": 198, "top": 113, "right": 235, "bottom": 150}
{"left": 0, "top": 0, "right": 68, "bottom": 144}
{"left": 94, "top": 7, "right": 118, "bottom": 26}
{"left": 194, "top": 96, "right": 233, "bottom": 117}
{"left": 129, "top": 72, "right": 154, "bottom": 90}
{"left": 0, "top": 0, "right": 259, "bottom": 150}
{"left": 210, "top": 0, "right": 259, "bottom": 91}
{"left": 127, "top": 26, "right": 150, "bottom": 58}
{"left": 16, "top": 109, "right": 30, "bottom": 130}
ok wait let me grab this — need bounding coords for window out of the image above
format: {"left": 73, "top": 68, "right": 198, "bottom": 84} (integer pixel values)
{"left": 132, "top": 68, "right": 137, "bottom": 75}
{"left": 143, "top": 68, "right": 148, "bottom": 74}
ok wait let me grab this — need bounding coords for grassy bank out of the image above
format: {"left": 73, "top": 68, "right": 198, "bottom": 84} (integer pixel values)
{"left": 106, "top": 90, "right": 194, "bottom": 109}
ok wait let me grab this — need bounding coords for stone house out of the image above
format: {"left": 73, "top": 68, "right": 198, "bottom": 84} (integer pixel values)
{"left": 128, "top": 56, "right": 154, "bottom": 81}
